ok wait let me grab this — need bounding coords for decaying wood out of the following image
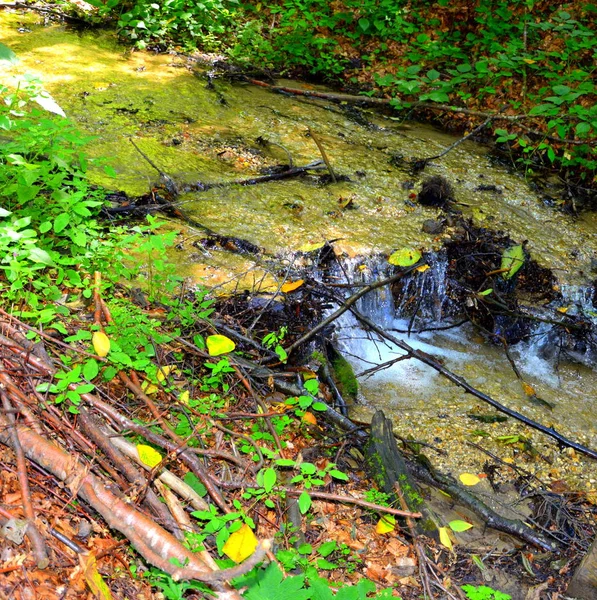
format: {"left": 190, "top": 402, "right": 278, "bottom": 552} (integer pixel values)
{"left": 365, "top": 410, "right": 437, "bottom": 536}
{"left": 0, "top": 414, "right": 270, "bottom": 593}
{"left": 567, "top": 536, "right": 597, "bottom": 599}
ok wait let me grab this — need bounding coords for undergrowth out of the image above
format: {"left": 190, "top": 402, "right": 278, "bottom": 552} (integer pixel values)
{"left": 83, "top": 0, "right": 596, "bottom": 193}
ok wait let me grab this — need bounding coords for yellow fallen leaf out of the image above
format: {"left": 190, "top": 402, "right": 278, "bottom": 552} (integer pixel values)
{"left": 206, "top": 334, "right": 236, "bottom": 356}
{"left": 222, "top": 524, "right": 258, "bottom": 563}
{"left": 557, "top": 306, "right": 569, "bottom": 314}
{"left": 281, "top": 279, "right": 304, "bottom": 293}
{"left": 302, "top": 411, "right": 317, "bottom": 425}
{"left": 156, "top": 365, "right": 178, "bottom": 383}
{"left": 298, "top": 241, "right": 325, "bottom": 253}
{"left": 141, "top": 381, "right": 158, "bottom": 395}
{"left": 179, "top": 390, "right": 190, "bottom": 405}
{"left": 459, "top": 473, "right": 481, "bottom": 486}
{"left": 81, "top": 553, "right": 113, "bottom": 600}
{"left": 416, "top": 264, "right": 430, "bottom": 272}
{"left": 92, "top": 331, "right": 110, "bottom": 357}
{"left": 439, "top": 526, "right": 453, "bottom": 550}
{"left": 522, "top": 382, "right": 536, "bottom": 397}
{"left": 137, "top": 444, "right": 162, "bottom": 468}
{"left": 375, "top": 514, "right": 396, "bottom": 534}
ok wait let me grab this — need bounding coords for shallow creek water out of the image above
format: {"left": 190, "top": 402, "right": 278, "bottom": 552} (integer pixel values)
{"left": 2, "top": 12, "right": 597, "bottom": 489}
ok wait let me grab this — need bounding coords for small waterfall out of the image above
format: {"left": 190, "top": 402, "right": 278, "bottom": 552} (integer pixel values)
{"left": 327, "top": 253, "right": 597, "bottom": 395}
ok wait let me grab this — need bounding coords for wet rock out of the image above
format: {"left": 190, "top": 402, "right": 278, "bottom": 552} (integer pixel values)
{"left": 417, "top": 175, "right": 454, "bottom": 208}
{"left": 422, "top": 219, "right": 445, "bottom": 234}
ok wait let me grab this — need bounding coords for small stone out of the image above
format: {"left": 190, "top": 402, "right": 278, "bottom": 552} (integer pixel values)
{"left": 422, "top": 219, "right": 445, "bottom": 234}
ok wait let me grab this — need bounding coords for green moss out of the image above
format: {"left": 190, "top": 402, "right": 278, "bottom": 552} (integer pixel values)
{"left": 329, "top": 347, "right": 358, "bottom": 402}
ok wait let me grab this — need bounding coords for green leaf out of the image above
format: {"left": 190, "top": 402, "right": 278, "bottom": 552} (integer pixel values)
{"left": 243, "top": 563, "right": 310, "bottom": 600}
{"left": 300, "top": 463, "right": 317, "bottom": 475}
{"left": 329, "top": 469, "right": 349, "bottom": 481}
{"left": 83, "top": 359, "right": 99, "bottom": 380}
{"left": 317, "top": 541, "right": 337, "bottom": 557}
{"left": 298, "top": 491, "right": 311, "bottom": 514}
{"left": 262, "top": 467, "right": 276, "bottom": 493}
{"left": 552, "top": 84, "right": 571, "bottom": 96}
{"left": 388, "top": 247, "right": 421, "bottom": 267}
{"left": 358, "top": 18, "right": 370, "bottom": 32}
{"left": 501, "top": 244, "right": 525, "bottom": 279}
{"left": 312, "top": 402, "right": 328, "bottom": 412}
{"left": 0, "top": 42, "right": 18, "bottom": 65}
{"left": 303, "top": 378, "right": 319, "bottom": 394}
{"left": 478, "top": 288, "right": 493, "bottom": 296}
{"left": 275, "top": 458, "right": 296, "bottom": 467}
{"left": 28, "top": 248, "right": 55, "bottom": 266}
{"left": 54, "top": 213, "right": 70, "bottom": 233}
{"left": 449, "top": 519, "right": 473, "bottom": 532}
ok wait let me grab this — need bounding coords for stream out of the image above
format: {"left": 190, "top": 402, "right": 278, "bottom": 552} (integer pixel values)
{"left": 2, "top": 11, "right": 597, "bottom": 490}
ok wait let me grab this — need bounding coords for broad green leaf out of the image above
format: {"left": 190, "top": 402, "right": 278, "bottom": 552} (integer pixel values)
{"left": 329, "top": 469, "right": 349, "bottom": 481}
{"left": 33, "top": 93, "right": 66, "bottom": 117}
{"left": 54, "top": 213, "right": 70, "bottom": 233}
{"left": 83, "top": 359, "right": 99, "bottom": 381}
{"left": 298, "top": 491, "right": 311, "bottom": 514}
{"left": 206, "top": 334, "right": 235, "bottom": 356}
{"left": 501, "top": 244, "right": 525, "bottom": 279}
{"left": 28, "top": 247, "right": 55, "bottom": 266}
{"left": 0, "top": 42, "right": 18, "bottom": 65}
{"left": 262, "top": 467, "right": 276, "bottom": 493}
{"left": 449, "top": 519, "right": 473, "bottom": 532}
{"left": 388, "top": 247, "right": 421, "bottom": 267}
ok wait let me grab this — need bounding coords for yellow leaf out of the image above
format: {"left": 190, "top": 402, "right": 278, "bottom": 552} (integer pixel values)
{"left": 439, "top": 526, "right": 453, "bottom": 550}
{"left": 416, "top": 264, "right": 430, "bottom": 273}
{"left": 302, "top": 411, "right": 317, "bottom": 425}
{"left": 206, "top": 334, "right": 236, "bottom": 356}
{"left": 459, "top": 473, "right": 481, "bottom": 486}
{"left": 137, "top": 444, "right": 162, "bottom": 468}
{"left": 92, "top": 331, "right": 110, "bottom": 357}
{"left": 375, "top": 514, "right": 396, "bottom": 534}
{"left": 156, "top": 365, "right": 178, "bottom": 382}
{"left": 222, "top": 524, "right": 258, "bottom": 563}
{"left": 281, "top": 279, "right": 304, "bottom": 293}
{"left": 388, "top": 247, "right": 422, "bottom": 267}
{"left": 179, "top": 390, "right": 190, "bottom": 405}
{"left": 557, "top": 306, "right": 569, "bottom": 314}
{"left": 522, "top": 382, "right": 536, "bottom": 397}
{"left": 141, "top": 381, "right": 158, "bottom": 395}
{"left": 81, "top": 553, "right": 113, "bottom": 600}
{"left": 298, "top": 241, "right": 325, "bottom": 253}
{"left": 523, "top": 58, "right": 535, "bottom": 64}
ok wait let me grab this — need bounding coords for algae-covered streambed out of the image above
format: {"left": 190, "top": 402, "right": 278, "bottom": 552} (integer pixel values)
{"left": 2, "top": 11, "right": 597, "bottom": 489}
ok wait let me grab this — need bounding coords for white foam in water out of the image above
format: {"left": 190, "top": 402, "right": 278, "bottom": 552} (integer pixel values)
{"left": 335, "top": 312, "right": 474, "bottom": 397}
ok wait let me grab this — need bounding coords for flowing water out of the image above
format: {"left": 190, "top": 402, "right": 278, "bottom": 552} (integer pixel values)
{"left": 2, "top": 11, "right": 597, "bottom": 488}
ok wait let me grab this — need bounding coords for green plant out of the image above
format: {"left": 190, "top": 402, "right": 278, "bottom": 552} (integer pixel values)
{"left": 262, "top": 326, "right": 288, "bottom": 363}
{"left": 284, "top": 378, "right": 328, "bottom": 415}
{"left": 462, "top": 584, "right": 512, "bottom": 600}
